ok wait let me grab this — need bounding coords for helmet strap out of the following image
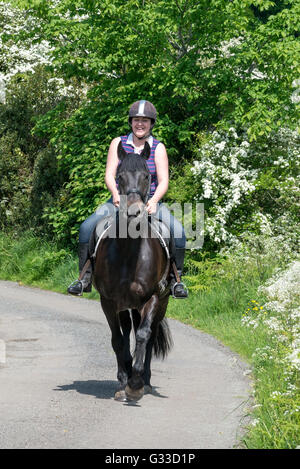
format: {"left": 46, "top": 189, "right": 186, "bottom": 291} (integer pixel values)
{"left": 132, "top": 130, "right": 151, "bottom": 141}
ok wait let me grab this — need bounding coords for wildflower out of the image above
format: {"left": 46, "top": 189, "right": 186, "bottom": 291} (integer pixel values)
{"left": 249, "top": 419, "right": 260, "bottom": 427}
{"left": 242, "top": 260, "right": 300, "bottom": 431}
{"left": 271, "top": 391, "right": 282, "bottom": 399}
{"left": 287, "top": 349, "right": 300, "bottom": 371}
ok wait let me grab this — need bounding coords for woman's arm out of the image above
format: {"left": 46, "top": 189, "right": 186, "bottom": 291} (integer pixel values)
{"left": 105, "top": 137, "right": 121, "bottom": 206}
{"left": 146, "top": 142, "right": 169, "bottom": 214}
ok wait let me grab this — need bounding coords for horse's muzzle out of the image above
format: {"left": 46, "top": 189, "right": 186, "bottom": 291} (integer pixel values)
{"left": 127, "top": 201, "right": 144, "bottom": 218}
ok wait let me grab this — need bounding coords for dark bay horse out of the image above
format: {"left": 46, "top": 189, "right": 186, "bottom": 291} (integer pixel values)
{"left": 92, "top": 142, "right": 172, "bottom": 401}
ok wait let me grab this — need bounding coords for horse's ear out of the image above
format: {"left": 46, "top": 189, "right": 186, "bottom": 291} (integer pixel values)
{"left": 117, "top": 141, "right": 127, "bottom": 161}
{"left": 141, "top": 141, "right": 151, "bottom": 160}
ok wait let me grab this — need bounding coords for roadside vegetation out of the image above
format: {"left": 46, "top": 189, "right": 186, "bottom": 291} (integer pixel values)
{"left": 0, "top": 0, "right": 299, "bottom": 449}
{"left": 0, "top": 230, "right": 299, "bottom": 449}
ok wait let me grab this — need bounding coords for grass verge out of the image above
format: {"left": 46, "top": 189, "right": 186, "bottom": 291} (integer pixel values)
{"left": 0, "top": 230, "right": 299, "bottom": 448}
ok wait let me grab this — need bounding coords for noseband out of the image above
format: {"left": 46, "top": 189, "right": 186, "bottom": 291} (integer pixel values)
{"left": 126, "top": 187, "right": 150, "bottom": 204}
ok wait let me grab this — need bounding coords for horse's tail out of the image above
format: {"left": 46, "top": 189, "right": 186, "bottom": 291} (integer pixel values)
{"left": 153, "top": 318, "right": 173, "bottom": 359}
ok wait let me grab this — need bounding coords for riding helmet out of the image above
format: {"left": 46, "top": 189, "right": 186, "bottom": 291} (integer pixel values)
{"left": 128, "top": 100, "right": 157, "bottom": 127}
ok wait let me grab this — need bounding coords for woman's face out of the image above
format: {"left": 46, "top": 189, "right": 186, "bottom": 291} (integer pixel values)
{"left": 131, "top": 117, "right": 151, "bottom": 139}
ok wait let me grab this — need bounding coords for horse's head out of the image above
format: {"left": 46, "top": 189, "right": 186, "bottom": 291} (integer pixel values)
{"left": 117, "top": 141, "right": 151, "bottom": 219}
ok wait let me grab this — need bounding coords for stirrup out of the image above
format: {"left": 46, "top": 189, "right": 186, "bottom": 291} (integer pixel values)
{"left": 171, "top": 281, "right": 188, "bottom": 299}
{"left": 67, "top": 280, "right": 84, "bottom": 296}
{"left": 170, "top": 260, "right": 188, "bottom": 298}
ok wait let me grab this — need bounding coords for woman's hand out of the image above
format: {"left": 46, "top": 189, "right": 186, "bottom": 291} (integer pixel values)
{"left": 112, "top": 191, "right": 120, "bottom": 207}
{"left": 146, "top": 198, "right": 157, "bottom": 215}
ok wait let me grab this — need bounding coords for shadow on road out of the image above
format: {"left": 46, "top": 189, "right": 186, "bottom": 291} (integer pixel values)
{"left": 54, "top": 380, "right": 169, "bottom": 401}
{"left": 54, "top": 380, "right": 117, "bottom": 400}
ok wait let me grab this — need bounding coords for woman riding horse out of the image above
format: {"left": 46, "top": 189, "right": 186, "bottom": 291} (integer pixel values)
{"left": 93, "top": 142, "right": 174, "bottom": 401}
{"left": 67, "top": 100, "right": 188, "bottom": 298}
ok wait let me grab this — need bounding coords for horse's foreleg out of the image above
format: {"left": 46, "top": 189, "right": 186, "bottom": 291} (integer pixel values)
{"left": 125, "top": 295, "right": 159, "bottom": 401}
{"left": 119, "top": 309, "right": 133, "bottom": 378}
{"left": 101, "top": 299, "right": 128, "bottom": 400}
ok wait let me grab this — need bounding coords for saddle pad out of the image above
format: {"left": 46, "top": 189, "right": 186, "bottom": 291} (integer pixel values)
{"left": 91, "top": 215, "right": 171, "bottom": 260}
{"left": 149, "top": 217, "right": 171, "bottom": 252}
{"left": 89, "top": 215, "right": 115, "bottom": 259}
{"left": 95, "top": 214, "right": 115, "bottom": 240}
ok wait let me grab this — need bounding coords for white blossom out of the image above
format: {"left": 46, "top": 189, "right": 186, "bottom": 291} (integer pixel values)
{"left": 242, "top": 261, "right": 300, "bottom": 377}
{"left": 191, "top": 127, "right": 299, "bottom": 245}
{"left": 0, "top": 2, "right": 53, "bottom": 102}
{"left": 191, "top": 128, "right": 258, "bottom": 243}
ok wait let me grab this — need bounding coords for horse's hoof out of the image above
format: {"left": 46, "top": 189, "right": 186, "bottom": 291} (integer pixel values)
{"left": 144, "top": 385, "right": 152, "bottom": 395}
{"left": 114, "top": 390, "right": 127, "bottom": 402}
{"left": 125, "top": 385, "right": 144, "bottom": 401}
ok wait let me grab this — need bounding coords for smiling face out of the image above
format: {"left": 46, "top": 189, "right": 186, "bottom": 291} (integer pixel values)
{"left": 131, "top": 117, "right": 152, "bottom": 140}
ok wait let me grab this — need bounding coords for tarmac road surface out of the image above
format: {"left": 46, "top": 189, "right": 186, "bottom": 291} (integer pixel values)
{"left": 0, "top": 280, "right": 250, "bottom": 449}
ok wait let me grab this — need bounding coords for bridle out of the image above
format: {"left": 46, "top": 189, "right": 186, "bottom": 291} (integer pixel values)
{"left": 117, "top": 143, "right": 152, "bottom": 206}
{"left": 126, "top": 173, "right": 151, "bottom": 205}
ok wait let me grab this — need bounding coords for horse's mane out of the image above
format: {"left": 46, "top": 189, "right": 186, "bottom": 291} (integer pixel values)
{"left": 117, "top": 153, "right": 149, "bottom": 175}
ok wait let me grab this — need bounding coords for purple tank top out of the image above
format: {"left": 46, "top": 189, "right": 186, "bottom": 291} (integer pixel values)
{"left": 119, "top": 135, "right": 160, "bottom": 197}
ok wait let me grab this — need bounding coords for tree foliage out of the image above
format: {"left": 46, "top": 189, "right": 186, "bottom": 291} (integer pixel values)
{"left": 9, "top": 0, "right": 299, "bottom": 137}
{"left": 0, "top": 65, "right": 82, "bottom": 232}
{"left": 1, "top": 0, "right": 299, "bottom": 246}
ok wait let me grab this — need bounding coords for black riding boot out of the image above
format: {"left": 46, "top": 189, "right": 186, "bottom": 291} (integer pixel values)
{"left": 170, "top": 248, "right": 188, "bottom": 299}
{"left": 67, "top": 242, "right": 92, "bottom": 296}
